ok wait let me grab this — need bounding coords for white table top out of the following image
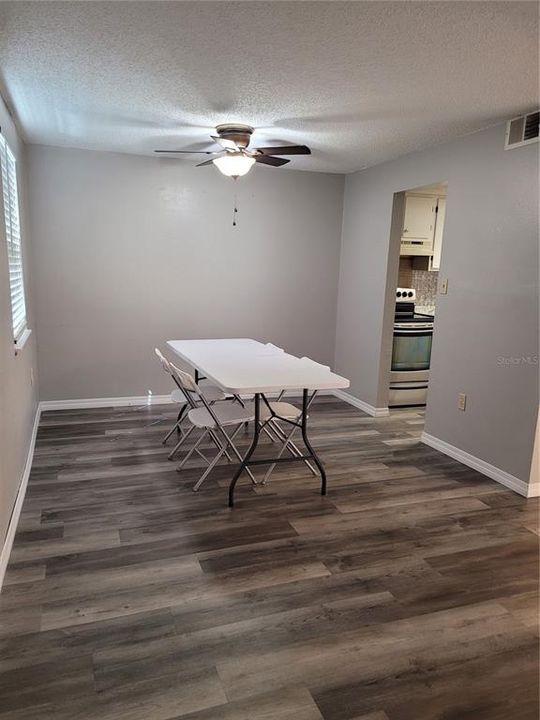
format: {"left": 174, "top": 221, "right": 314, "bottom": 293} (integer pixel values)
{"left": 166, "top": 338, "right": 350, "bottom": 394}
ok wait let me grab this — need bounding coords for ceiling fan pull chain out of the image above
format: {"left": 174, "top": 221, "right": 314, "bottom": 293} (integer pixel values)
{"left": 232, "top": 187, "right": 238, "bottom": 227}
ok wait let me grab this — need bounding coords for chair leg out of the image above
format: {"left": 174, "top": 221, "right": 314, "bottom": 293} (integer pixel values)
{"left": 261, "top": 425, "right": 293, "bottom": 484}
{"left": 176, "top": 406, "right": 186, "bottom": 435}
{"left": 192, "top": 441, "right": 228, "bottom": 491}
{"left": 271, "top": 421, "right": 317, "bottom": 474}
{"left": 162, "top": 422, "right": 178, "bottom": 445}
{"left": 264, "top": 420, "right": 287, "bottom": 444}
{"left": 285, "top": 438, "right": 317, "bottom": 476}
{"left": 259, "top": 423, "right": 276, "bottom": 443}
{"left": 218, "top": 424, "right": 258, "bottom": 484}
{"left": 162, "top": 405, "right": 188, "bottom": 444}
{"left": 195, "top": 448, "right": 211, "bottom": 465}
{"left": 176, "top": 430, "right": 208, "bottom": 472}
{"left": 168, "top": 424, "right": 196, "bottom": 460}
{"left": 192, "top": 423, "right": 246, "bottom": 491}
{"left": 208, "top": 429, "right": 233, "bottom": 463}
{"left": 261, "top": 420, "right": 317, "bottom": 483}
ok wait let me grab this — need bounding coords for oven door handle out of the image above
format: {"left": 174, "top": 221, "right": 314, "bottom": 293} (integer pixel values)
{"left": 393, "top": 329, "right": 433, "bottom": 337}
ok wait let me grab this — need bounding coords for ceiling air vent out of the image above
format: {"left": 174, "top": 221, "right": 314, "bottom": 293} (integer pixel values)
{"left": 505, "top": 111, "right": 539, "bottom": 150}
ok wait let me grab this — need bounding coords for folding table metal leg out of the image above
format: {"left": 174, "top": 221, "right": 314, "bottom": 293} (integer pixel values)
{"left": 229, "top": 393, "right": 261, "bottom": 507}
{"left": 228, "top": 390, "right": 326, "bottom": 507}
{"left": 301, "top": 389, "right": 326, "bottom": 495}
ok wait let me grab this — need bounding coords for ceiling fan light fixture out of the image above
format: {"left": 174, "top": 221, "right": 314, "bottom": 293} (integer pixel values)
{"left": 213, "top": 153, "right": 255, "bottom": 177}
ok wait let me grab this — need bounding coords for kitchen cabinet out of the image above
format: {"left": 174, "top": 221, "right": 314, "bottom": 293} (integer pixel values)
{"left": 402, "top": 195, "right": 436, "bottom": 239}
{"left": 400, "top": 194, "right": 437, "bottom": 256}
{"left": 400, "top": 193, "right": 446, "bottom": 267}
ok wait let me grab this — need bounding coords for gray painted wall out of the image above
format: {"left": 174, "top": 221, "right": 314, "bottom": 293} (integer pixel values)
{"left": 28, "top": 146, "right": 344, "bottom": 400}
{"left": 335, "top": 123, "right": 539, "bottom": 485}
{"left": 0, "top": 96, "right": 39, "bottom": 547}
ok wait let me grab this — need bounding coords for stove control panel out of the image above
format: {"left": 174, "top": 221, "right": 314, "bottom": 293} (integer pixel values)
{"left": 396, "top": 287, "right": 416, "bottom": 301}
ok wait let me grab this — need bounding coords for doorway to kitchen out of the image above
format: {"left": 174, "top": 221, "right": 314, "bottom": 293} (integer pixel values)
{"left": 384, "top": 182, "right": 448, "bottom": 414}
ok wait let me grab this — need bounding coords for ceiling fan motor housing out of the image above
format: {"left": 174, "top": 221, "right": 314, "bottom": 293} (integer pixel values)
{"left": 215, "top": 123, "right": 254, "bottom": 149}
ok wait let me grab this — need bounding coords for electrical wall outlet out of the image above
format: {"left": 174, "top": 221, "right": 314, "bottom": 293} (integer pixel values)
{"left": 440, "top": 278, "right": 448, "bottom": 294}
{"left": 458, "top": 393, "right": 467, "bottom": 411}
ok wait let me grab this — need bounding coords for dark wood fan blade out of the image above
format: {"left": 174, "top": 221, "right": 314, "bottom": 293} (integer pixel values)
{"left": 255, "top": 155, "right": 290, "bottom": 167}
{"left": 154, "top": 150, "right": 218, "bottom": 154}
{"left": 196, "top": 158, "right": 217, "bottom": 167}
{"left": 255, "top": 145, "right": 311, "bottom": 156}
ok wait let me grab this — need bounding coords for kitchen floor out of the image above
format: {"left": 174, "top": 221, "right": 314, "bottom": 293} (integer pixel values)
{"left": 0, "top": 399, "right": 538, "bottom": 719}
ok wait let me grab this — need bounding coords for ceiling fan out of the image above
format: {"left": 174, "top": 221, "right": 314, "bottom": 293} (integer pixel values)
{"left": 155, "top": 124, "right": 311, "bottom": 178}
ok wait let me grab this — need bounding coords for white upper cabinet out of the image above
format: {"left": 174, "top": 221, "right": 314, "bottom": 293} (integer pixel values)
{"left": 400, "top": 194, "right": 440, "bottom": 257}
{"left": 431, "top": 197, "right": 446, "bottom": 270}
{"left": 402, "top": 195, "right": 436, "bottom": 240}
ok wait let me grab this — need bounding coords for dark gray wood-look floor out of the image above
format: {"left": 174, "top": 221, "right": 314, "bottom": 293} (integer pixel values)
{"left": 0, "top": 397, "right": 538, "bottom": 720}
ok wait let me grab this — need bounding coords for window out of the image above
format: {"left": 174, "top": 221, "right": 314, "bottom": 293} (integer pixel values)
{"left": 0, "top": 132, "right": 27, "bottom": 344}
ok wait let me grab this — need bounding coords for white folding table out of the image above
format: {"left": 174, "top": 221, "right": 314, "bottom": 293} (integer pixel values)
{"left": 166, "top": 338, "right": 350, "bottom": 506}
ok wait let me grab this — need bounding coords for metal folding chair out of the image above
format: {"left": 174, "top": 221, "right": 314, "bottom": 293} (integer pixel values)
{"left": 168, "top": 361, "right": 258, "bottom": 491}
{"left": 154, "top": 348, "right": 190, "bottom": 444}
{"left": 154, "top": 348, "right": 228, "bottom": 458}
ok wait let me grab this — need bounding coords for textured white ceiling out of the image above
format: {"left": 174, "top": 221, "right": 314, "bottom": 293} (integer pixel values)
{"left": 0, "top": 1, "right": 537, "bottom": 173}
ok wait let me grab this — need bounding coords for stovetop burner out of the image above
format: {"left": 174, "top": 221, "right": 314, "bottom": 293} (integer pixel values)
{"left": 396, "top": 287, "right": 416, "bottom": 301}
{"left": 394, "top": 287, "right": 433, "bottom": 325}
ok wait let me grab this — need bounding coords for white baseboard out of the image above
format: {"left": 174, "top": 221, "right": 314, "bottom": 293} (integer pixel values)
{"left": 40, "top": 394, "right": 173, "bottom": 411}
{"left": 333, "top": 389, "right": 390, "bottom": 417}
{"left": 421, "top": 432, "right": 535, "bottom": 498}
{"left": 0, "top": 404, "right": 42, "bottom": 591}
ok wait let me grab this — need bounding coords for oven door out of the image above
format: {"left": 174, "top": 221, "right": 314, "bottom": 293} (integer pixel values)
{"left": 391, "top": 325, "right": 433, "bottom": 371}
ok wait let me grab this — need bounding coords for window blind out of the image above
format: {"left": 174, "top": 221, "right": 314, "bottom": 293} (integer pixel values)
{"left": 0, "top": 132, "right": 27, "bottom": 342}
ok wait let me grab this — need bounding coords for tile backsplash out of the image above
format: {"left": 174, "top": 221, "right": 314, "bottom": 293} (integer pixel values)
{"left": 411, "top": 269, "right": 438, "bottom": 308}
{"left": 398, "top": 257, "right": 438, "bottom": 311}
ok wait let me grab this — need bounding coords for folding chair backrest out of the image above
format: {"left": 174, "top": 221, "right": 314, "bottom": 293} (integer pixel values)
{"left": 168, "top": 361, "right": 199, "bottom": 396}
{"left": 155, "top": 350, "right": 193, "bottom": 406}
{"left": 155, "top": 348, "right": 172, "bottom": 375}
